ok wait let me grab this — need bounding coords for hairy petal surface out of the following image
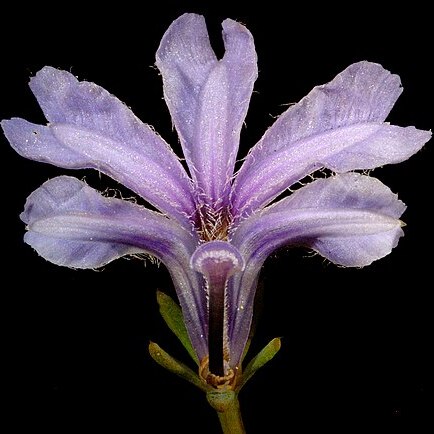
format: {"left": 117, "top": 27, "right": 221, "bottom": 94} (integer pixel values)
{"left": 22, "top": 176, "right": 207, "bottom": 359}
{"left": 156, "top": 13, "right": 257, "bottom": 208}
{"left": 227, "top": 173, "right": 406, "bottom": 365}
{"left": 1, "top": 66, "right": 195, "bottom": 226}
{"left": 232, "top": 61, "right": 431, "bottom": 218}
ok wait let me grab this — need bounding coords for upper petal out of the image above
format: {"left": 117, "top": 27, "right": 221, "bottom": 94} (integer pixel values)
{"left": 232, "top": 61, "right": 431, "bottom": 219}
{"left": 22, "top": 176, "right": 208, "bottom": 360}
{"left": 1, "top": 66, "right": 196, "bottom": 227}
{"left": 156, "top": 14, "right": 257, "bottom": 209}
{"left": 227, "top": 173, "right": 406, "bottom": 365}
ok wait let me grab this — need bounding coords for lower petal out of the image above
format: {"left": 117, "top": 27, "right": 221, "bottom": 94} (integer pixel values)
{"left": 227, "top": 173, "right": 406, "bottom": 366}
{"left": 232, "top": 173, "right": 406, "bottom": 267}
{"left": 21, "top": 176, "right": 208, "bottom": 360}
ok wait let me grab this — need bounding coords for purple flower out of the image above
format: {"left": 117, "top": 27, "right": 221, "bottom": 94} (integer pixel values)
{"left": 2, "top": 14, "right": 430, "bottom": 387}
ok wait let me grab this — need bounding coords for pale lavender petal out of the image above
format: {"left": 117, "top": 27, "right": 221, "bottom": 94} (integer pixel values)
{"left": 1, "top": 66, "right": 196, "bottom": 226}
{"left": 156, "top": 14, "right": 257, "bottom": 208}
{"left": 22, "top": 176, "right": 207, "bottom": 359}
{"left": 227, "top": 173, "right": 406, "bottom": 365}
{"left": 232, "top": 61, "right": 431, "bottom": 218}
{"left": 225, "top": 263, "right": 260, "bottom": 368}
{"left": 235, "top": 172, "right": 406, "bottom": 267}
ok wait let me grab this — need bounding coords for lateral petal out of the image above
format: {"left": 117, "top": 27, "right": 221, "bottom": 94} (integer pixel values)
{"left": 232, "top": 61, "right": 430, "bottom": 218}
{"left": 2, "top": 66, "right": 196, "bottom": 226}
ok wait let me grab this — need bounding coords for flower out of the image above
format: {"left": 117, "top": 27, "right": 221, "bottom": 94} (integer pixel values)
{"left": 2, "top": 14, "right": 430, "bottom": 389}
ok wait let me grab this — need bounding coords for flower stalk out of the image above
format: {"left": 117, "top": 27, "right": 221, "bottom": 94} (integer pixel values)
{"left": 154, "top": 290, "right": 281, "bottom": 432}
{"left": 208, "top": 390, "right": 245, "bottom": 434}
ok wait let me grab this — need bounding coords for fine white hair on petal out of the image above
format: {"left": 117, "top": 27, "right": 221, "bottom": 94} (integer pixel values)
{"left": 232, "top": 61, "right": 431, "bottom": 219}
{"left": 156, "top": 13, "right": 258, "bottom": 211}
{"left": 1, "top": 66, "right": 197, "bottom": 229}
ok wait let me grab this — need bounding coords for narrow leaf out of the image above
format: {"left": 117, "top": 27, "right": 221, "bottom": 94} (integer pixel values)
{"left": 148, "top": 341, "right": 207, "bottom": 392}
{"left": 238, "top": 337, "right": 281, "bottom": 390}
{"left": 157, "top": 290, "right": 199, "bottom": 365}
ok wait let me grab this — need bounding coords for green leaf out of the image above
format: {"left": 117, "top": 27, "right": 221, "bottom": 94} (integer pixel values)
{"left": 237, "top": 337, "right": 281, "bottom": 390}
{"left": 149, "top": 341, "right": 208, "bottom": 392}
{"left": 157, "top": 291, "right": 199, "bottom": 365}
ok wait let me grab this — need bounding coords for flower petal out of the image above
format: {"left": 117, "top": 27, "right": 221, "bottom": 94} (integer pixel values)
{"left": 225, "top": 265, "right": 261, "bottom": 369}
{"left": 1, "top": 66, "right": 196, "bottom": 226}
{"left": 156, "top": 14, "right": 257, "bottom": 209}
{"left": 235, "top": 172, "right": 406, "bottom": 266}
{"left": 227, "top": 173, "right": 406, "bottom": 365}
{"left": 21, "top": 176, "right": 207, "bottom": 360}
{"left": 232, "top": 61, "right": 431, "bottom": 218}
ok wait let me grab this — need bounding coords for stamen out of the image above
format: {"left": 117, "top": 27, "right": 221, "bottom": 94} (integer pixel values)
{"left": 191, "top": 241, "right": 244, "bottom": 380}
{"left": 197, "top": 204, "right": 232, "bottom": 241}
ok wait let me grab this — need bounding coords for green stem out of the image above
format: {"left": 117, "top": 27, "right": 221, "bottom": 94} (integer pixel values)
{"left": 217, "top": 396, "right": 245, "bottom": 434}
{"left": 207, "top": 390, "right": 245, "bottom": 434}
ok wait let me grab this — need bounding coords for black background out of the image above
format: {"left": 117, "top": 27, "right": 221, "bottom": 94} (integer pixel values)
{"left": 2, "top": 2, "right": 432, "bottom": 433}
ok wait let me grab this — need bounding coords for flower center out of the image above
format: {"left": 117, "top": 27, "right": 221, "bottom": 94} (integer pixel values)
{"left": 197, "top": 205, "right": 232, "bottom": 241}
{"left": 191, "top": 241, "right": 244, "bottom": 384}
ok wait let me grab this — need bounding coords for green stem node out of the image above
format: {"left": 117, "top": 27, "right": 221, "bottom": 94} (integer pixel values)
{"left": 207, "top": 390, "right": 245, "bottom": 434}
